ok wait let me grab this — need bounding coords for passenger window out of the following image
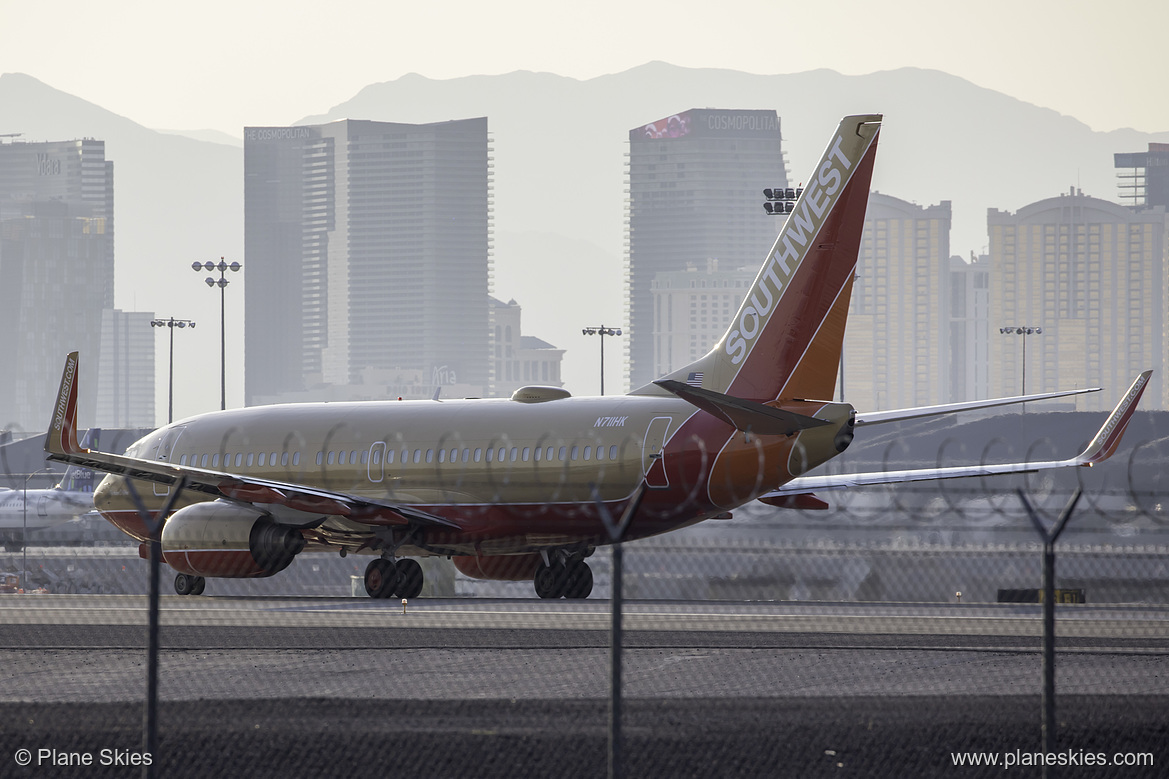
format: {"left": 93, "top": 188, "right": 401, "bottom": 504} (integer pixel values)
{"left": 609, "top": 445, "right": 617, "bottom": 460}
{"left": 438, "top": 449, "right": 446, "bottom": 463}
{"left": 462, "top": 449, "right": 470, "bottom": 463}
{"left": 179, "top": 454, "right": 188, "bottom": 466}
{"left": 497, "top": 448, "right": 505, "bottom": 462}
{"left": 486, "top": 448, "right": 494, "bottom": 463}
{"left": 272, "top": 451, "right": 279, "bottom": 466}
{"left": 317, "top": 452, "right": 324, "bottom": 465}
{"left": 258, "top": 453, "right": 266, "bottom": 467}
{"left": 583, "top": 446, "right": 592, "bottom": 461}
{"left": 522, "top": 447, "right": 530, "bottom": 462}
{"left": 235, "top": 453, "right": 243, "bottom": 467}
{"left": 200, "top": 454, "right": 208, "bottom": 467}
{"left": 360, "top": 450, "right": 368, "bottom": 464}
{"left": 387, "top": 449, "right": 395, "bottom": 464}
{"left": 327, "top": 452, "right": 335, "bottom": 465}
{"left": 212, "top": 454, "right": 220, "bottom": 467}
{"left": 510, "top": 447, "right": 518, "bottom": 461}
{"left": 350, "top": 450, "right": 358, "bottom": 464}
{"left": 292, "top": 452, "right": 300, "bottom": 466}
{"left": 534, "top": 447, "right": 541, "bottom": 462}
{"left": 282, "top": 452, "right": 289, "bottom": 466}
{"left": 547, "top": 447, "right": 554, "bottom": 461}
{"left": 474, "top": 448, "right": 482, "bottom": 462}
{"left": 570, "top": 446, "right": 578, "bottom": 461}
{"left": 558, "top": 447, "right": 566, "bottom": 461}
{"left": 413, "top": 450, "right": 421, "bottom": 464}
{"left": 596, "top": 446, "right": 605, "bottom": 462}
{"left": 372, "top": 450, "right": 381, "bottom": 465}
{"left": 450, "top": 448, "right": 458, "bottom": 463}
{"left": 426, "top": 449, "right": 434, "bottom": 463}
{"left": 247, "top": 453, "right": 254, "bottom": 467}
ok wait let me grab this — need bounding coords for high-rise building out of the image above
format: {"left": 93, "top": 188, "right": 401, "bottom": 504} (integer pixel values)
{"left": 947, "top": 254, "right": 990, "bottom": 404}
{"left": 649, "top": 259, "right": 754, "bottom": 378}
{"left": 626, "top": 109, "right": 787, "bottom": 390}
{"left": 97, "top": 309, "right": 155, "bottom": 428}
{"left": 0, "top": 138, "right": 114, "bottom": 432}
{"left": 988, "top": 188, "right": 1168, "bottom": 410}
{"left": 1115, "top": 143, "right": 1169, "bottom": 210}
{"left": 244, "top": 118, "right": 492, "bottom": 405}
{"left": 844, "top": 194, "right": 953, "bottom": 410}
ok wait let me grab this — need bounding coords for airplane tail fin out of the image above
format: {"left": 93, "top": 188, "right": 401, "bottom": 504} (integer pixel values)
{"left": 46, "top": 351, "right": 85, "bottom": 457}
{"left": 635, "top": 114, "right": 881, "bottom": 402}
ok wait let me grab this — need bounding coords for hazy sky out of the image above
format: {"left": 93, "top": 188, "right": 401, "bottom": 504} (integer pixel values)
{"left": 2, "top": 0, "right": 1167, "bottom": 135}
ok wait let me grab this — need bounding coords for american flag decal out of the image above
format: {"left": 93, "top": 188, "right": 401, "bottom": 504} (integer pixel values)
{"left": 686, "top": 372, "right": 704, "bottom": 387}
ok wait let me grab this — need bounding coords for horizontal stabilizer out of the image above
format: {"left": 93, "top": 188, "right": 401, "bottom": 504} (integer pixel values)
{"left": 758, "top": 371, "right": 1151, "bottom": 500}
{"left": 654, "top": 380, "right": 830, "bottom": 436}
{"left": 856, "top": 386, "right": 1100, "bottom": 426}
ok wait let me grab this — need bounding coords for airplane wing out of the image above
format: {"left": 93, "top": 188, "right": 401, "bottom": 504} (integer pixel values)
{"left": 44, "top": 352, "right": 459, "bottom": 529}
{"left": 758, "top": 370, "right": 1151, "bottom": 503}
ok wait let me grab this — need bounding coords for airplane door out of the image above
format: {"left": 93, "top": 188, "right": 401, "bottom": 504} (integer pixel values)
{"left": 368, "top": 442, "right": 386, "bottom": 483}
{"left": 37, "top": 495, "right": 48, "bottom": 518}
{"left": 642, "top": 416, "right": 672, "bottom": 489}
{"left": 150, "top": 425, "right": 187, "bottom": 496}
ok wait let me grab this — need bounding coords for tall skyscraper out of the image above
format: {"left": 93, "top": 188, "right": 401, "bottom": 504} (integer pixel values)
{"left": 844, "top": 194, "right": 952, "bottom": 410}
{"left": 988, "top": 188, "right": 1168, "bottom": 410}
{"left": 244, "top": 118, "right": 492, "bottom": 405}
{"left": 0, "top": 138, "right": 114, "bottom": 432}
{"left": 97, "top": 309, "right": 155, "bottom": 428}
{"left": 625, "top": 109, "right": 787, "bottom": 390}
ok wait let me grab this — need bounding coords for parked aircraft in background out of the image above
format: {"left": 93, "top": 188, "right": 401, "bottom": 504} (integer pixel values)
{"left": 1, "top": 429, "right": 99, "bottom": 551}
{"left": 44, "top": 115, "right": 1150, "bottom": 598}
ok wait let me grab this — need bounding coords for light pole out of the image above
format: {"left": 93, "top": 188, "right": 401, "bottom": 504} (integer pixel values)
{"left": 22, "top": 467, "right": 50, "bottom": 591}
{"left": 151, "top": 317, "right": 195, "bottom": 424}
{"left": 1000, "top": 326, "right": 1043, "bottom": 395}
{"left": 582, "top": 326, "right": 622, "bottom": 396}
{"left": 192, "top": 258, "right": 241, "bottom": 410}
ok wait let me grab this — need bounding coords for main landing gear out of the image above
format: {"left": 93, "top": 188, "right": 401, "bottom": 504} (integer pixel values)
{"left": 364, "top": 557, "right": 424, "bottom": 599}
{"left": 173, "top": 573, "right": 206, "bottom": 596}
{"left": 534, "top": 558, "right": 593, "bottom": 600}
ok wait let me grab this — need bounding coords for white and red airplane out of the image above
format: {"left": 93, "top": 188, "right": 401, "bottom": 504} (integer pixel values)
{"left": 44, "top": 114, "right": 1149, "bottom": 598}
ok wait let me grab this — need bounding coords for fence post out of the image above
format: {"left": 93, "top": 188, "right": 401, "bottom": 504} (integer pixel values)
{"left": 594, "top": 482, "right": 648, "bottom": 779}
{"left": 124, "top": 476, "right": 189, "bottom": 779}
{"left": 1018, "top": 488, "right": 1080, "bottom": 778}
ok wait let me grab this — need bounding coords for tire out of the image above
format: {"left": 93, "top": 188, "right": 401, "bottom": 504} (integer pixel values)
{"left": 534, "top": 562, "right": 569, "bottom": 599}
{"left": 174, "top": 573, "right": 194, "bottom": 596}
{"left": 364, "top": 559, "right": 398, "bottom": 599}
{"left": 564, "top": 562, "right": 593, "bottom": 599}
{"left": 395, "top": 559, "right": 424, "bottom": 599}
{"left": 190, "top": 577, "right": 206, "bottom": 596}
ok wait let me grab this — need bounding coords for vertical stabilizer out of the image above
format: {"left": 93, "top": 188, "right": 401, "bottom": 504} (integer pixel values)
{"left": 636, "top": 115, "right": 881, "bottom": 402}
{"left": 55, "top": 428, "right": 100, "bottom": 492}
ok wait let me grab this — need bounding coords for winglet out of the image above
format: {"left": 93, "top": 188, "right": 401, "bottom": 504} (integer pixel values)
{"left": 1076, "top": 370, "right": 1151, "bottom": 466}
{"left": 46, "top": 352, "right": 84, "bottom": 456}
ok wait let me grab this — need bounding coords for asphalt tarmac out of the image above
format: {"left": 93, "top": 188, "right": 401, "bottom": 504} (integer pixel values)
{"left": 1, "top": 596, "right": 1166, "bottom": 777}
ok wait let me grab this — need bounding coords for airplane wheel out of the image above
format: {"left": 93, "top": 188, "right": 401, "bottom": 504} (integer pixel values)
{"left": 534, "top": 562, "right": 567, "bottom": 599}
{"left": 190, "top": 576, "right": 206, "bottom": 596}
{"left": 394, "top": 559, "right": 424, "bottom": 599}
{"left": 174, "top": 573, "right": 195, "bottom": 596}
{"left": 364, "top": 559, "right": 398, "bottom": 599}
{"left": 564, "top": 562, "right": 593, "bottom": 599}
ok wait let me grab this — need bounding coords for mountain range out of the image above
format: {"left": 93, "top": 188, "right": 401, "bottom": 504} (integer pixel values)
{"left": 2, "top": 65, "right": 1167, "bottom": 407}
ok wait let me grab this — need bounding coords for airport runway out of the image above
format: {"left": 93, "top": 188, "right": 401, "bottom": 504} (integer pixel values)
{"left": 2, "top": 596, "right": 1166, "bottom": 777}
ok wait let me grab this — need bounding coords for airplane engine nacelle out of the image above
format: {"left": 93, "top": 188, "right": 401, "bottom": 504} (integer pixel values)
{"left": 452, "top": 553, "right": 542, "bottom": 581}
{"left": 160, "top": 501, "right": 306, "bottom": 578}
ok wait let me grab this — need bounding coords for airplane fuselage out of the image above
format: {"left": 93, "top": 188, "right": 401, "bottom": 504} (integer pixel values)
{"left": 94, "top": 392, "right": 854, "bottom": 557}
